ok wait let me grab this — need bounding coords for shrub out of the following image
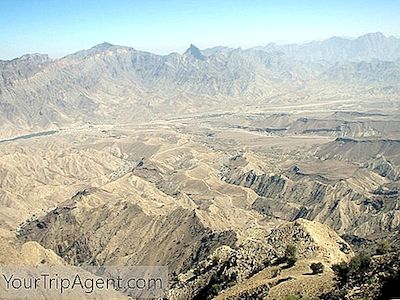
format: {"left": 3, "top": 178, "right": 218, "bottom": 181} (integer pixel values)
{"left": 376, "top": 240, "right": 390, "bottom": 255}
{"left": 284, "top": 244, "right": 298, "bottom": 267}
{"left": 332, "top": 262, "right": 350, "bottom": 285}
{"left": 310, "top": 262, "right": 324, "bottom": 274}
{"left": 332, "top": 252, "right": 372, "bottom": 285}
{"left": 349, "top": 252, "right": 371, "bottom": 273}
{"left": 209, "top": 283, "right": 222, "bottom": 295}
{"left": 211, "top": 255, "right": 220, "bottom": 266}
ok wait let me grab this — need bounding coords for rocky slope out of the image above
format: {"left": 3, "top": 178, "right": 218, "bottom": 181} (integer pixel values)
{"left": 222, "top": 150, "right": 400, "bottom": 246}
{"left": 17, "top": 176, "right": 237, "bottom": 274}
{"left": 170, "top": 219, "right": 352, "bottom": 299}
{"left": 0, "top": 112, "right": 398, "bottom": 299}
{"left": 323, "top": 250, "right": 400, "bottom": 300}
{"left": 1, "top": 31, "right": 399, "bottom": 298}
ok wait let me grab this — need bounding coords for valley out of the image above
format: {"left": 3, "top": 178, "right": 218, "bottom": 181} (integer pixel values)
{"left": 0, "top": 32, "right": 399, "bottom": 299}
{"left": 0, "top": 98, "right": 398, "bottom": 299}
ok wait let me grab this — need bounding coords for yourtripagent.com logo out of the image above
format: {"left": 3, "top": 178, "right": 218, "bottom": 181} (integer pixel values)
{"left": 0, "top": 266, "right": 168, "bottom": 299}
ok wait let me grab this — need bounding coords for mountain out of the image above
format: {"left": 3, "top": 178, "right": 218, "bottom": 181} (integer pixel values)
{"left": 184, "top": 44, "right": 206, "bottom": 60}
{"left": 0, "top": 31, "right": 399, "bottom": 300}
{"left": 321, "top": 59, "right": 400, "bottom": 83}
{"left": 0, "top": 44, "right": 301, "bottom": 138}
{"left": 202, "top": 46, "right": 235, "bottom": 56}
{"left": 256, "top": 32, "right": 400, "bottom": 62}
{"left": 0, "top": 33, "right": 399, "bottom": 139}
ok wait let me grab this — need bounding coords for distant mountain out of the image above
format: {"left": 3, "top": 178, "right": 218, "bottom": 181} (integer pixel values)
{"left": 256, "top": 32, "right": 400, "bottom": 62}
{"left": 184, "top": 44, "right": 206, "bottom": 60}
{"left": 202, "top": 46, "right": 235, "bottom": 56}
{"left": 0, "top": 53, "right": 52, "bottom": 82}
{"left": 321, "top": 59, "right": 400, "bottom": 83}
{"left": 0, "top": 33, "right": 399, "bottom": 138}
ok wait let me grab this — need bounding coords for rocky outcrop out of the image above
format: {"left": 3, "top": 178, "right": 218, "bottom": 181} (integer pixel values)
{"left": 317, "top": 137, "right": 400, "bottom": 165}
{"left": 0, "top": 237, "right": 65, "bottom": 266}
{"left": 222, "top": 153, "right": 400, "bottom": 246}
{"left": 17, "top": 191, "right": 237, "bottom": 274}
{"left": 365, "top": 155, "right": 399, "bottom": 180}
{"left": 170, "top": 219, "right": 352, "bottom": 299}
{"left": 323, "top": 250, "right": 400, "bottom": 300}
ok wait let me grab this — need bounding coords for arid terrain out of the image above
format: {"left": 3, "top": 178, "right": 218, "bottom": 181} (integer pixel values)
{"left": 0, "top": 33, "right": 399, "bottom": 299}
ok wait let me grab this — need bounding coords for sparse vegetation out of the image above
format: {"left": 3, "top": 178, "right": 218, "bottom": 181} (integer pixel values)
{"left": 325, "top": 251, "right": 400, "bottom": 300}
{"left": 1, "top": 11, "right": 400, "bottom": 300}
{"left": 194, "top": 260, "right": 238, "bottom": 299}
{"left": 310, "top": 262, "right": 324, "bottom": 274}
{"left": 332, "top": 262, "right": 350, "bottom": 284}
{"left": 349, "top": 252, "right": 371, "bottom": 273}
{"left": 376, "top": 240, "right": 390, "bottom": 255}
{"left": 209, "top": 283, "right": 222, "bottom": 295}
{"left": 285, "top": 293, "right": 310, "bottom": 300}
{"left": 211, "top": 255, "right": 220, "bottom": 266}
{"left": 284, "top": 244, "right": 298, "bottom": 267}
{"left": 332, "top": 252, "right": 371, "bottom": 285}
{"left": 226, "top": 280, "right": 236, "bottom": 288}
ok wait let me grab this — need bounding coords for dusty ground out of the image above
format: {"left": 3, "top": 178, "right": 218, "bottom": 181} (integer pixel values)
{"left": 0, "top": 101, "right": 399, "bottom": 299}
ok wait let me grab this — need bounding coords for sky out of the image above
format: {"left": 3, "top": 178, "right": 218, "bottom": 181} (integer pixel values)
{"left": 1, "top": 0, "right": 399, "bottom": 59}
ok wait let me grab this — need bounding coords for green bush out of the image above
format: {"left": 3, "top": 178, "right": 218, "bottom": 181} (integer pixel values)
{"left": 209, "top": 283, "right": 222, "bottom": 295}
{"left": 332, "top": 252, "right": 372, "bottom": 285}
{"left": 349, "top": 252, "right": 371, "bottom": 273}
{"left": 332, "top": 262, "right": 350, "bottom": 284}
{"left": 376, "top": 240, "right": 390, "bottom": 255}
{"left": 284, "top": 244, "right": 298, "bottom": 267}
{"left": 310, "top": 262, "right": 324, "bottom": 274}
{"left": 211, "top": 255, "right": 220, "bottom": 265}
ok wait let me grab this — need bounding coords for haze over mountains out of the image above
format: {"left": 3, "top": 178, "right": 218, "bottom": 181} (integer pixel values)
{"left": 0, "top": 32, "right": 399, "bottom": 139}
{"left": 255, "top": 32, "right": 400, "bottom": 62}
{"left": 0, "top": 32, "right": 400, "bottom": 299}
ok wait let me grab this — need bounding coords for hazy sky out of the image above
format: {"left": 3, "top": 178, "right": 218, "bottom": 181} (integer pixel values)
{"left": 1, "top": 0, "right": 399, "bottom": 59}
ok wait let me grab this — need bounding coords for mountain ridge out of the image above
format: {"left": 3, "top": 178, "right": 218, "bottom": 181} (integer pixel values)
{"left": 0, "top": 32, "right": 399, "bottom": 139}
{"left": 2, "top": 32, "right": 399, "bottom": 62}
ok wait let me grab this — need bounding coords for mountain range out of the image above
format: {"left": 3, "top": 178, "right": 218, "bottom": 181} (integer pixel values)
{"left": 255, "top": 32, "right": 400, "bottom": 62}
{"left": 1, "top": 31, "right": 400, "bottom": 299}
{"left": 0, "top": 32, "right": 399, "bottom": 139}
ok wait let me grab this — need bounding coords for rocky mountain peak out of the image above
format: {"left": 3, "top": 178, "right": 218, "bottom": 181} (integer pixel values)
{"left": 358, "top": 32, "right": 386, "bottom": 41}
{"left": 91, "top": 41, "right": 115, "bottom": 51}
{"left": 184, "top": 44, "right": 206, "bottom": 60}
{"left": 66, "top": 42, "right": 117, "bottom": 59}
{"left": 4, "top": 53, "right": 51, "bottom": 66}
{"left": 18, "top": 53, "right": 50, "bottom": 61}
